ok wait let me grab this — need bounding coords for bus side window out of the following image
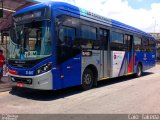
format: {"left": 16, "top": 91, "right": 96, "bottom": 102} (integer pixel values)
{"left": 149, "top": 39, "right": 155, "bottom": 52}
{"left": 56, "top": 15, "right": 82, "bottom": 64}
{"left": 59, "top": 26, "right": 75, "bottom": 46}
{"left": 59, "top": 26, "right": 75, "bottom": 57}
{"left": 134, "top": 37, "right": 142, "bottom": 52}
{"left": 110, "top": 31, "right": 124, "bottom": 51}
{"left": 79, "top": 25, "right": 98, "bottom": 50}
{"left": 142, "top": 38, "right": 149, "bottom": 52}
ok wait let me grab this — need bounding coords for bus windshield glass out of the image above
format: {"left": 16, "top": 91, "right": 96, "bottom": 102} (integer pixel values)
{"left": 8, "top": 20, "right": 52, "bottom": 60}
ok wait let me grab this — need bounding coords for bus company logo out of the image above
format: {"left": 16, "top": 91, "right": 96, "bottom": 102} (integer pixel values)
{"left": 2, "top": 114, "right": 18, "bottom": 120}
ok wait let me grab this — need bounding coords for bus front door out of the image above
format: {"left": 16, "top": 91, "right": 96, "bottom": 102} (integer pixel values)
{"left": 56, "top": 26, "right": 81, "bottom": 89}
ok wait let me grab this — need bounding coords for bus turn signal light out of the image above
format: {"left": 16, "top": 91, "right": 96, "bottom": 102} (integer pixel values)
{"left": 9, "top": 70, "right": 17, "bottom": 75}
{"left": 60, "top": 75, "right": 64, "bottom": 78}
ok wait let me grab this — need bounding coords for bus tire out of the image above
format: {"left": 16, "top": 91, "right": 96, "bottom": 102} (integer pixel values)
{"left": 81, "top": 68, "right": 94, "bottom": 90}
{"left": 135, "top": 64, "right": 142, "bottom": 77}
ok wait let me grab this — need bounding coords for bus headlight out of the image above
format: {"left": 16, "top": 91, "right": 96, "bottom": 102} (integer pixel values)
{"left": 36, "top": 62, "right": 52, "bottom": 75}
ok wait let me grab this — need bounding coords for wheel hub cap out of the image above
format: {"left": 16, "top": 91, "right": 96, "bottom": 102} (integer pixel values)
{"left": 84, "top": 74, "right": 91, "bottom": 85}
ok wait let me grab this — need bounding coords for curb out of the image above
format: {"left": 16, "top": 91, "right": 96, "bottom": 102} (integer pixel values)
{"left": 0, "top": 76, "right": 11, "bottom": 92}
{"left": 0, "top": 83, "right": 11, "bottom": 92}
{"left": 0, "top": 87, "right": 11, "bottom": 92}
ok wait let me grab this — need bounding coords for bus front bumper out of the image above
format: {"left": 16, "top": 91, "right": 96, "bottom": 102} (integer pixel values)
{"left": 9, "top": 71, "right": 53, "bottom": 90}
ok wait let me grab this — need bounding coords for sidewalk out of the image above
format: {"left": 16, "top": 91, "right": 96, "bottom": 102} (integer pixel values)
{"left": 0, "top": 76, "right": 11, "bottom": 92}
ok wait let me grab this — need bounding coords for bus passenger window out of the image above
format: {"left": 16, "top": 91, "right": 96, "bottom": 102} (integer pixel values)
{"left": 110, "top": 31, "right": 124, "bottom": 51}
{"left": 57, "top": 26, "right": 76, "bottom": 64}
{"left": 59, "top": 26, "right": 75, "bottom": 47}
{"left": 149, "top": 39, "right": 155, "bottom": 52}
{"left": 78, "top": 25, "right": 98, "bottom": 50}
{"left": 142, "top": 39, "right": 149, "bottom": 52}
{"left": 134, "top": 37, "right": 142, "bottom": 52}
{"left": 56, "top": 15, "right": 82, "bottom": 64}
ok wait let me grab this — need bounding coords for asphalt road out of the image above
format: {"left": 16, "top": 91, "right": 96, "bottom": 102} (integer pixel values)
{"left": 1, "top": 64, "right": 160, "bottom": 114}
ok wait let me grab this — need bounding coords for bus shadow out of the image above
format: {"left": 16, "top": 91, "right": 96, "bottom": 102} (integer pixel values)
{"left": 9, "top": 86, "right": 82, "bottom": 101}
{"left": 97, "top": 72, "right": 153, "bottom": 88}
{"left": 9, "top": 72, "right": 154, "bottom": 101}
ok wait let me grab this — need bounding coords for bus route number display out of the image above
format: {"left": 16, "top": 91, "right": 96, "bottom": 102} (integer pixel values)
{"left": 25, "top": 51, "right": 37, "bottom": 58}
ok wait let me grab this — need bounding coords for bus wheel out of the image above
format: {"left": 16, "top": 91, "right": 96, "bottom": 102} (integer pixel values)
{"left": 82, "top": 68, "right": 94, "bottom": 90}
{"left": 135, "top": 64, "right": 142, "bottom": 77}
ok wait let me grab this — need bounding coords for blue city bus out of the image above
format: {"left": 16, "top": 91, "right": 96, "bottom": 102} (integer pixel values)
{"left": 8, "top": 1, "right": 156, "bottom": 90}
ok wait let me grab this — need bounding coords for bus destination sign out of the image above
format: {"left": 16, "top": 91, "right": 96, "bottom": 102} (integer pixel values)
{"left": 14, "top": 11, "right": 42, "bottom": 23}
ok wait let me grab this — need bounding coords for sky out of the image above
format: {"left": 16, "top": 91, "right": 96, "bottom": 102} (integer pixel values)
{"left": 36, "top": 0, "right": 160, "bottom": 33}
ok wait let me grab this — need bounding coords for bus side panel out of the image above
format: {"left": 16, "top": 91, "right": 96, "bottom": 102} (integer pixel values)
{"left": 147, "top": 52, "right": 156, "bottom": 69}
{"left": 52, "top": 70, "right": 63, "bottom": 90}
{"left": 52, "top": 54, "right": 81, "bottom": 90}
{"left": 61, "top": 54, "right": 81, "bottom": 88}
{"left": 118, "top": 52, "right": 127, "bottom": 76}
{"left": 111, "top": 51, "right": 126, "bottom": 77}
{"left": 81, "top": 50, "right": 101, "bottom": 81}
{"left": 112, "top": 51, "right": 134, "bottom": 77}
{"left": 134, "top": 52, "right": 146, "bottom": 72}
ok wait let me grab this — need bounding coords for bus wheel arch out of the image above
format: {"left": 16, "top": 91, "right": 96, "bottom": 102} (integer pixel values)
{"left": 81, "top": 65, "right": 98, "bottom": 90}
{"left": 135, "top": 62, "right": 143, "bottom": 77}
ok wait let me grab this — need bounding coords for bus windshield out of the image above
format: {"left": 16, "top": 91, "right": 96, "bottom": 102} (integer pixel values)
{"left": 8, "top": 20, "right": 52, "bottom": 60}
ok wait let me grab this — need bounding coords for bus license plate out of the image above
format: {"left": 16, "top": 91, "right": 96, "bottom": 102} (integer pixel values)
{"left": 16, "top": 83, "right": 24, "bottom": 87}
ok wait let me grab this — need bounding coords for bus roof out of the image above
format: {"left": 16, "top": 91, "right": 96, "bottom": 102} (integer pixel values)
{"left": 14, "top": 1, "right": 154, "bottom": 39}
